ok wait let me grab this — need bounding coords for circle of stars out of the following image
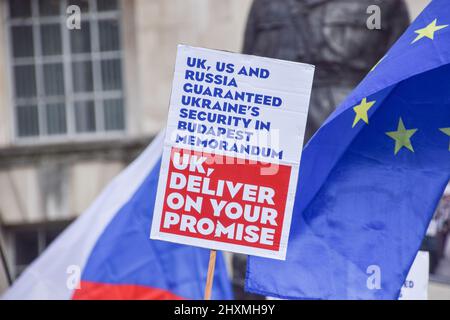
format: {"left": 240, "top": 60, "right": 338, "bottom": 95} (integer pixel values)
{"left": 349, "top": 19, "right": 450, "bottom": 156}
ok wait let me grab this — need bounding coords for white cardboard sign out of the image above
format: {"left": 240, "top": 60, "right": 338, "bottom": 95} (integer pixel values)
{"left": 399, "top": 251, "right": 429, "bottom": 300}
{"left": 150, "top": 45, "right": 314, "bottom": 260}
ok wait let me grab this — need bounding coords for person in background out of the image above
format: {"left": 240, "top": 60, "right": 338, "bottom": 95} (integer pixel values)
{"left": 423, "top": 195, "right": 450, "bottom": 274}
{"left": 436, "top": 196, "right": 450, "bottom": 267}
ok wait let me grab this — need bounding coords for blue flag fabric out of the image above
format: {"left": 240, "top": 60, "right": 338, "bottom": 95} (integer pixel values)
{"left": 246, "top": 0, "right": 450, "bottom": 299}
{"left": 77, "top": 159, "right": 234, "bottom": 299}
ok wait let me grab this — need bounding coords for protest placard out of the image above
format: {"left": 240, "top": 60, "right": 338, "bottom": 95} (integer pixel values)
{"left": 150, "top": 45, "right": 314, "bottom": 260}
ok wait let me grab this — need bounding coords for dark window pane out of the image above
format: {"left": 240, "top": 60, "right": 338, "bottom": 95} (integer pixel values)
{"left": 101, "top": 59, "right": 122, "bottom": 90}
{"left": 14, "top": 230, "right": 38, "bottom": 265}
{"left": 99, "top": 19, "right": 120, "bottom": 51}
{"left": 46, "top": 103, "right": 66, "bottom": 135}
{"left": 41, "top": 24, "right": 62, "bottom": 56}
{"left": 75, "top": 100, "right": 95, "bottom": 132}
{"left": 11, "top": 26, "right": 34, "bottom": 58}
{"left": 97, "top": 0, "right": 118, "bottom": 12}
{"left": 17, "top": 105, "right": 39, "bottom": 137}
{"left": 70, "top": 21, "right": 91, "bottom": 53}
{"left": 104, "top": 98, "right": 124, "bottom": 131}
{"left": 9, "top": 0, "right": 32, "bottom": 18}
{"left": 43, "top": 63, "right": 64, "bottom": 95}
{"left": 14, "top": 65, "right": 36, "bottom": 98}
{"left": 68, "top": 0, "right": 89, "bottom": 13}
{"left": 72, "top": 61, "right": 93, "bottom": 92}
{"left": 39, "top": 0, "right": 60, "bottom": 16}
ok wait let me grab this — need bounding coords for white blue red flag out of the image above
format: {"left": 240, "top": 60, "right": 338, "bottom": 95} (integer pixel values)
{"left": 2, "top": 132, "right": 233, "bottom": 300}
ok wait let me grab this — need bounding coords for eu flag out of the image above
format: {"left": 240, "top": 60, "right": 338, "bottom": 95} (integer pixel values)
{"left": 246, "top": 0, "right": 450, "bottom": 299}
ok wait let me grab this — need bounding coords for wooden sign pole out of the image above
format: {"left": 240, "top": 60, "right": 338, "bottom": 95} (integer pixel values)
{"left": 203, "top": 249, "right": 217, "bottom": 300}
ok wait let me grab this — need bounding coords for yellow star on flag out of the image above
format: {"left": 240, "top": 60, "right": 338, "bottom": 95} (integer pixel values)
{"left": 440, "top": 127, "right": 450, "bottom": 151}
{"left": 412, "top": 19, "right": 448, "bottom": 44}
{"left": 352, "top": 98, "right": 376, "bottom": 128}
{"left": 386, "top": 118, "right": 418, "bottom": 155}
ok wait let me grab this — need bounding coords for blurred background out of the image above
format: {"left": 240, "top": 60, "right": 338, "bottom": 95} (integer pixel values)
{"left": 0, "top": 0, "right": 448, "bottom": 299}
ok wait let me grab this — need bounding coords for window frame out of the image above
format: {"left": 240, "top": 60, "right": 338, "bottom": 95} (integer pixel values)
{"left": 3, "top": 220, "right": 72, "bottom": 280}
{"left": 5, "top": 0, "right": 127, "bottom": 144}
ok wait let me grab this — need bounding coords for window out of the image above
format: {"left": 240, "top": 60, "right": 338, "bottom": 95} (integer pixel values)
{"left": 7, "top": 0, "right": 125, "bottom": 140}
{"left": 6, "top": 222, "right": 71, "bottom": 279}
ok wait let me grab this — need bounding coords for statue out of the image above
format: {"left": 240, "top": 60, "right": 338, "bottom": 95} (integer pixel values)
{"left": 243, "top": 0, "right": 410, "bottom": 140}
{"left": 235, "top": 0, "right": 410, "bottom": 299}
